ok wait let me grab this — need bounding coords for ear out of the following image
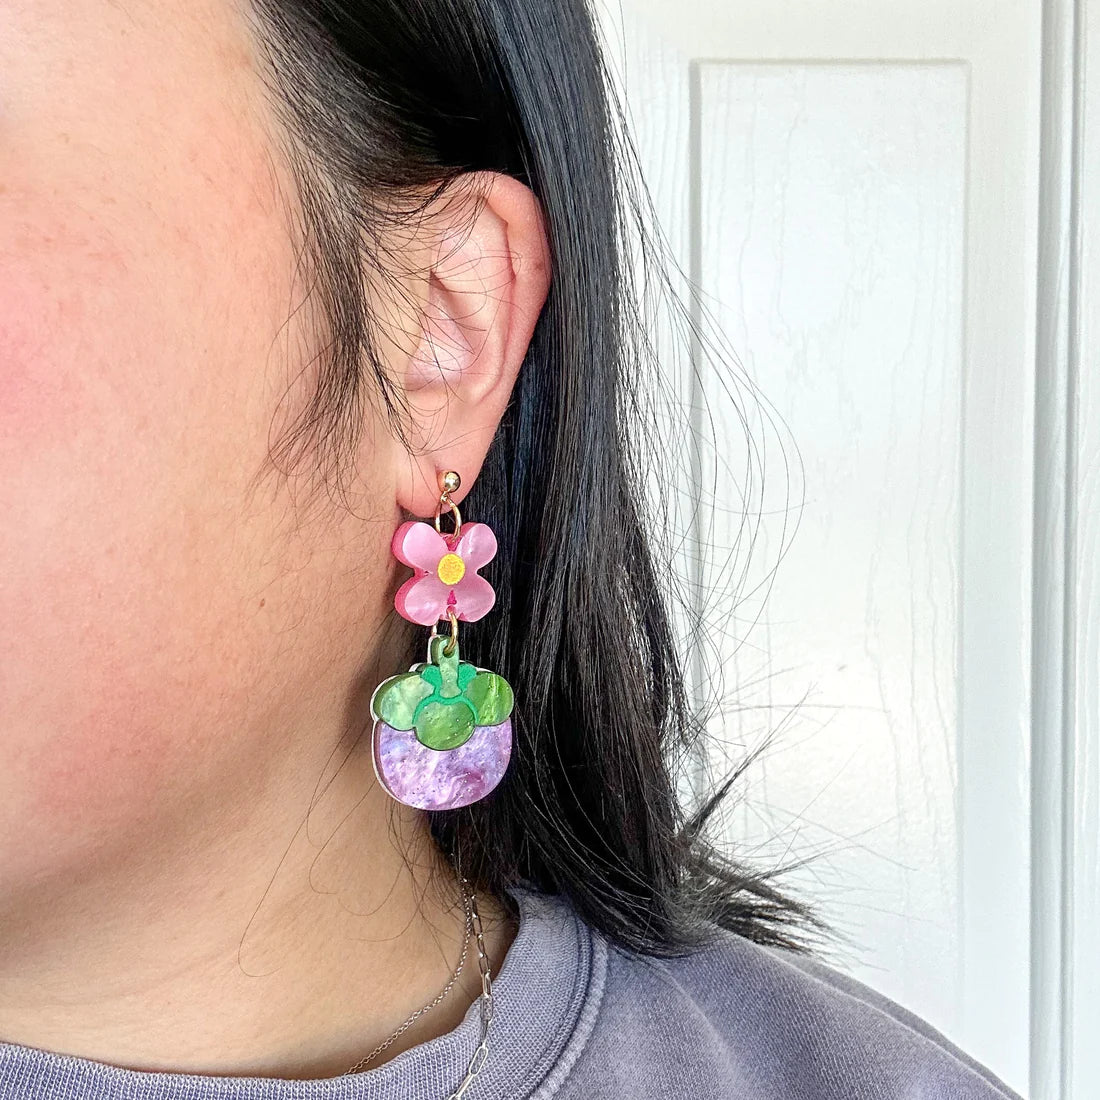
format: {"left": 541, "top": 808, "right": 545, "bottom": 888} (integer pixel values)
{"left": 387, "top": 171, "right": 552, "bottom": 518}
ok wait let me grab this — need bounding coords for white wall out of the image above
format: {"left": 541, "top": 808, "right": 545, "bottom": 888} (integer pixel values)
{"left": 599, "top": 2, "right": 1097, "bottom": 1097}
{"left": 1065, "top": 2, "right": 1098, "bottom": 1094}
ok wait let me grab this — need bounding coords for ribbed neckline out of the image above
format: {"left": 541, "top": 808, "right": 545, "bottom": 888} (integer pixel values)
{"left": 0, "top": 886, "right": 607, "bottom": 1100}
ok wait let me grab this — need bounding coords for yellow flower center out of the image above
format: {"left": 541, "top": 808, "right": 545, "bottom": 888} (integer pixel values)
{"left": 436, "top": 552, "right": 466, "bottom": 586}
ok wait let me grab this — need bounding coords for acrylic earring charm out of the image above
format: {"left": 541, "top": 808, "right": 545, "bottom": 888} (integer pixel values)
{"left": 370, "top": 471, "right": 514, "bottom": 811}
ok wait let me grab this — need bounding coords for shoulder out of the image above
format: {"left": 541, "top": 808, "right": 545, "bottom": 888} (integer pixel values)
{"left": 565, "top": 920, "right": 1023, "bottom": 1100}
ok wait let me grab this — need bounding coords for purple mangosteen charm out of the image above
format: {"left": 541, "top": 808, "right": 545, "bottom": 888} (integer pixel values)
{"left": 371, "top": 633, "right": 513, "bottom": 810}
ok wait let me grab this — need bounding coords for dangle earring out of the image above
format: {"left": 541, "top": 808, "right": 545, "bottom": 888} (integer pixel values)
{"left": 370, "top": 470, "right": 514, "bottom": 811}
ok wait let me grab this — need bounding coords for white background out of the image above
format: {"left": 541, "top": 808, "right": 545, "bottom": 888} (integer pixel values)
{"left": 596, "top": 2, "right": 1098, "bottom": 1097}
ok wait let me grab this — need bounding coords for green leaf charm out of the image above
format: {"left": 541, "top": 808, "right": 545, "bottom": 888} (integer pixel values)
{"left": 465, "top": 670, "right": 514, "bottom": 726}
{"left": 372, "top": 671, "right": 432, "bottom": 730}
{"left": 370, "top": 634, "right": 514, "bottom": 751}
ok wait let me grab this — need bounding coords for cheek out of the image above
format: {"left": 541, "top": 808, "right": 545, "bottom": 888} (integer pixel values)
{"left": 0, "top": 215, "right": 305, "bottom": 884}
{"left": 0, "top": 0, "right": 366, "bottom": 891}
{"left": 0, "top": 284, "right": 82, "bottom": 443}
{"left": 0, "top": 266, "right": 255, "bottom": 869}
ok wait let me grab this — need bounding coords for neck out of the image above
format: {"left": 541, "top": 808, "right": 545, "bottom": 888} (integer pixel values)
{"left": 0, "top": 716, "right": 516, "bottom": 1080}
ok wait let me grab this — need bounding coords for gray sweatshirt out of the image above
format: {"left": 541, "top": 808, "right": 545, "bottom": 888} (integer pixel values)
{"left": 0, "top": 886, "right": 1023, "bottom": 1099}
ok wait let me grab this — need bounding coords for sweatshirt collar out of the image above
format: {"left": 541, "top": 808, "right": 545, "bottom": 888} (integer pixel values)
{"left": 0, "top": 886, "right": 606, "bottom": 1100}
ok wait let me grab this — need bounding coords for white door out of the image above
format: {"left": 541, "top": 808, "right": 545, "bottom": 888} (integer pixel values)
{"left": 598, "top": 2, "right": 1099, "bottom": 1097}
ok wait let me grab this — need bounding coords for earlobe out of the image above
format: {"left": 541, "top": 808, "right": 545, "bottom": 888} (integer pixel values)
{"left": 393, "top": 172, "right": 551, "bottom": 517}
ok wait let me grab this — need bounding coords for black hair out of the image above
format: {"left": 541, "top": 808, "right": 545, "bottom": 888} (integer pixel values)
{"left": 243, "top": 0, "right": 829, "bottom": 956}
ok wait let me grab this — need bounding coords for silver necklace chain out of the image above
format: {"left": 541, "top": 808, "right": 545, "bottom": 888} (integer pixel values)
{"left": 341, "top": 875, "right": 495, "bottom": 1098}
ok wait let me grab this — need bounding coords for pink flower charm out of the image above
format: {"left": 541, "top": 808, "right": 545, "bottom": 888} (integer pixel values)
{"left": 392, "top": 520, "right": 498, "bottom": 626}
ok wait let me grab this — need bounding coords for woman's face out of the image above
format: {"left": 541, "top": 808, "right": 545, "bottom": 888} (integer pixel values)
{"left": 0, "top": 0, "right": 400, "bottom": 898}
